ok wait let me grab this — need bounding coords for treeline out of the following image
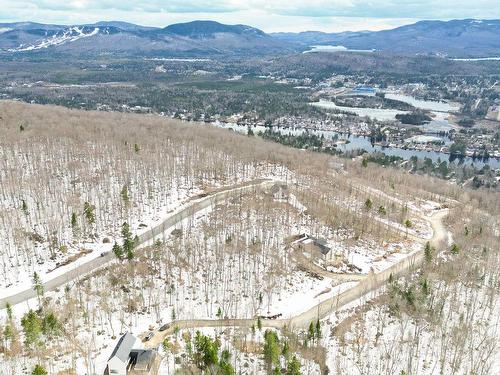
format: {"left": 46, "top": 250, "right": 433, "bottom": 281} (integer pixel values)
{"left": 260, "top": 129, "right": 324, "bottom": 149}
{"left": 396, "top": 112, "right": 432, "bottom": 125}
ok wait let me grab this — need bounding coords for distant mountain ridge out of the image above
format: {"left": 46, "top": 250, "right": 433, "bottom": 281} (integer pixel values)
{"left": 163, "top": 20, "right": 267, "bottom": 38}
{"left": 272, "top": 19, "right": 500, "bottom": 57}
{"left": 0, "top": 20, "right": 287, "bottom": 56}
{"left": 0, "top": 19, "right": 499, "bottom": 57}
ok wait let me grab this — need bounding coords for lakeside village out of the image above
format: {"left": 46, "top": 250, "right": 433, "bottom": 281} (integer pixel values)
{"left": 100, "top": 76, "right": 500, "bottom": 164}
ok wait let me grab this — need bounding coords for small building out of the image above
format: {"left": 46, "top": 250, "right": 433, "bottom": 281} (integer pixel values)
{"left": 269, "top": 183, "right": 289, "bottom": 201}
{"left": 351, "top": 86, "right": 377, "bottom": 96}
{"left": 486, "top": 105, "right": 500, "bottom": 121}
{"left": 295, "top": 234, "right": 332, "bottom": 259}
{"left": 106, "top": 332, "right": 136, "bottom": 375}
{"left": 129, "top": 350, "right": 158, "bottom": 374}
{"left": 105, "top": 333, "right": 160, "bottom": 375}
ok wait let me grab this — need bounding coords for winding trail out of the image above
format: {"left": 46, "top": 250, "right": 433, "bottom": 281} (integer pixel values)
{"left": 0, "top": 179, "right": 275, "bottom": 309}
{"left": 144, "top": 198, "right": 450, "bottom": 348}
{"left": 1, "top": 176, "right": 449, "bottom": 351}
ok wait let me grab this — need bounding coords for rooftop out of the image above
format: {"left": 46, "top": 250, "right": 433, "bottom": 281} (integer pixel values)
{"left": 109, "top": 332, "right": 136, "bottom": 362}
{"left": 129, "top": 349, "right": 155, "bottom": 371}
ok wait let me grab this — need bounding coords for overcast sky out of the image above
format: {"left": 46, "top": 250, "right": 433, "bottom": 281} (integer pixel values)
{"left": 1, "top": 0, "right": 499, "bottom": 32}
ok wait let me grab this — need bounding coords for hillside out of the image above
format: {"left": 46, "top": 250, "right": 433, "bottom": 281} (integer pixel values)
{"left": 273, "top": 19, "right": 500, "bottom": 57}
{"left": 1, "top": 19, "right": 500, "bottom": 57}
{"left": 0, "top": 101, "right": 497, "bottom": 374}
{"left": 0, "top": 20, "right": 290, "bottom": 56}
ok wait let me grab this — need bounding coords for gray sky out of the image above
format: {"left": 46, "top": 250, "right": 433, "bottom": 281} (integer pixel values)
{"left": 1, "top": 1, "right": 499, "bottom": 32}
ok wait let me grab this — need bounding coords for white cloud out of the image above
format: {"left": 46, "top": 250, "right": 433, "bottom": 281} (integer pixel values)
{"left": 0, "top": 0, "right": 499, "bottom": 32}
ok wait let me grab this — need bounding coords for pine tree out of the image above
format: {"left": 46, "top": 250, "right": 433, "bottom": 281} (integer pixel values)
{"left": 22, "top": 199, "right": 29, "bottom": 215}
{"left": 121, "top": 222, "right": 135, "bottom": 260}
{"left": 193, "top": 331, "right": 220, "bottom": 369}
{"left": 6, "top": 302, "right": 13, "bottom": 321}
{"left": 21, "top": 310, "right": 42, "bottom": 348}
{"left": 424, "top": 241, "right": 433, "bottom": 263}
{"left": 32, "top": 272, "right": 44, "bottom": 305}
{"left": 420, "top": 278, "right": 430, "bottom": 298}
{"left": 282, "top": 340, "right": 290, "bottom": 359}
{"left": 263, "top": 330, "right": 280, "bottom": 368}
{"left": 219, "top": 349, "right": 235, "bottom": 375}
{"left": 71, "top": 212, "right": 78, "bottom": 229}
{"left": 451, "top": 243, "right": 460, "bottom": 255}
{"left": 42, "top": 312, "right": 61, "bottom": 338}
{"left": 286, "top": 355, "right": 302, "bottom": 375}
{"left": 315, "top": 319, "right": 322, "bottom": 339}
{"left": 4, "top": 323, "right": 13, "bottom": 343}
{"left": 121, "top": 185, "right": 130, "bottom": 204}
{"left": 83, "top": 202, "right": 95, "bottom": 225}
{"left": 32, "top": 365, "right": 47, "bottom": 375}
{"left": 404, "top": 219, "right": 412, "bottom": 237}
{"left": 365, "top": 198, "right": 373, "bottom": 210}
{"left": 112, "top": 242, "right": 123, "bottom": 260}
{"left": 216, "top": 307, "right": 223, "bottom": 319}
{"left": 308, "top": 321, "right": 315, "bottom": 341}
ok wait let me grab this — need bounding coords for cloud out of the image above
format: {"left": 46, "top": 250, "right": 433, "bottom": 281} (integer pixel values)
{"left": 13, "top": 0, "right": 500, "bottom": 18}
{"left": 1, "top": 0, "right": 499, "bottom": 32}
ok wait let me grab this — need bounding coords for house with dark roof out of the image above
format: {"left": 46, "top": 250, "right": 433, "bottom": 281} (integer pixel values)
{"left": 105, "top": 333, "right": 159, "bottom": 375}
{"left": 129, "top": 349, "right": 158, "bottom": 374}
{"left": 269, "top": 183, "right": 289, "bottom": 201}
{"left": 295, "top": 234, "right": 333, "bottom": 260}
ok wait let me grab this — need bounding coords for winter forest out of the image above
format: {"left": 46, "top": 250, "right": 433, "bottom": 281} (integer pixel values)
{"left": 0, "top": 101, "right": 498, "bottom": 375}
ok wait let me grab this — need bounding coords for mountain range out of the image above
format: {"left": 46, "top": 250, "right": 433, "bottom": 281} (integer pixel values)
{"left": 273, "top": 19, "right": 500, "bottom": 57}
{"left": 0, "top": 19, "right": 499, "bottom": 58}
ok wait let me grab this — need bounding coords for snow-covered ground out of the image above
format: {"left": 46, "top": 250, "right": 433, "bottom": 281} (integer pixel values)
{"left": 321, "top": 239, "right": 421, "bottom": 274}
{"left": 158, "top": 326, "right": 321, "bottom": 375}
{"left": 8, "top": 27, "right": 100, "bottom": 52}
{"left": 0, "top": 123, "right": 292, "bottom": 299}
{"left": 1, "top": 183, "right": 421, "bottom": 375}
{"left": 0, "top": 180, "right": 205, "bottom": 296}
{"left": 321, "top": 278, "right": 499, "bottom": 375}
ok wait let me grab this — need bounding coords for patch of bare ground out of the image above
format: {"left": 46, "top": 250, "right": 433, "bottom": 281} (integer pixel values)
{"left": 48, "top": 248, "right": 93, "bottom": 273}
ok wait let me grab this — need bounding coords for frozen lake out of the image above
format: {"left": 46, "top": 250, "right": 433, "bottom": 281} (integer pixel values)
{"left": 311, "top": 100, "right": 408, "bottom": 121}
{"left": 210, "top": 122, "right": 498, "bottom": 168}
{"left": 312, "top": 95, "right": 458, "bottom": 132}
{"left": 385, "top": 93, "right": 460, "bottom": 113}
{"left": 303, "top": 45, "right": 374, "bottom": 53}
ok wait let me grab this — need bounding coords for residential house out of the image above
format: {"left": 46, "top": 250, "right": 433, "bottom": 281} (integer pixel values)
{"left": 105, "top": 333, "right": 160, "bottom": 375}
{"left": 295, "top": 234, "right": 332, "bottom": 260}
{"left": 269, "top": 183, "right": 289, "bottom": 201}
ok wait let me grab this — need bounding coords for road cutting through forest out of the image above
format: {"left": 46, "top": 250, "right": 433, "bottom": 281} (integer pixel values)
{"left": 0, "top": 178, "right": 276, "bottom": 309}
{"left": 143, "top": 189, "right": 450, "bottom": 349}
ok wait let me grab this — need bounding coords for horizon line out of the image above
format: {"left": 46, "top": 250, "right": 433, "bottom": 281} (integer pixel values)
{"left": 2, "top": 17, "right": 498, "bottom": 34}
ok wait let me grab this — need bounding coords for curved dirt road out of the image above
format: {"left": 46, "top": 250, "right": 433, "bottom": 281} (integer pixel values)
{"left": 145, "top": 206, "right": 449, "bottom": 348}
{"left": 0, "top": 179, "right": 275, "bottom": 309}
